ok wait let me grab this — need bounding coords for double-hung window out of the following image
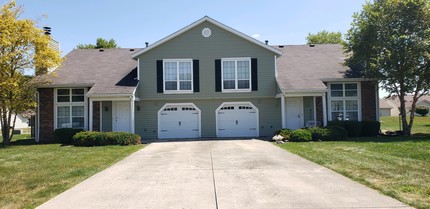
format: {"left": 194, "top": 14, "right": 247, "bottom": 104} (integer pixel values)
{"left": 222, "top": 58, "right": 251, "bottom": 92}
{"left": 163, "top": 59, "right": 193, "bottom": 93}
{"left": 55, "top": 88, "right": 86, "bottom": 129}
{"left": 329, "top": 83, "right": 360, "bottom": 121}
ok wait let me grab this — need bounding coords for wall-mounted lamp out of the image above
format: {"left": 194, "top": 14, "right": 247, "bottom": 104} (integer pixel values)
{"left": 137, "top": 105, "right": 141, "bottom": 111}
{"left": 104, "top": 106, "right": 108, "bottom": 111}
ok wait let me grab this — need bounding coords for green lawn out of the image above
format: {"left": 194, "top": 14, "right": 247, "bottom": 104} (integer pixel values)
{"left": 0, "top": 135, "right": 144, "bottom": 209}
{"left": 380, "top": 116, "right": 430, "bottom": 134}
{"left": 277, "top": 137, "right": 430, "bottom": 209}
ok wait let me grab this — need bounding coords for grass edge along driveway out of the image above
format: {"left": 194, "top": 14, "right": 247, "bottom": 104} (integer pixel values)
{"left": 0, "top": 139, "right": 144, "bottom": 209}
{"left": 277, "top": 137, "right": 430, "bottom": 209}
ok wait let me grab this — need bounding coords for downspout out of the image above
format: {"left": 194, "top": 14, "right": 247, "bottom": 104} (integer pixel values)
{"left": 36, "top": 91, "right": 40, "bottom": 142}
{"left": 281, "top": 95, "right": 285, "bottom": 128}
{"left": 322, "top": 93, "right": 327, "bottom": 126}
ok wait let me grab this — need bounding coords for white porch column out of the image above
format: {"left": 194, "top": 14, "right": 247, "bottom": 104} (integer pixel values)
{"left": 130, "top": 97, "right": 135, "bottom": 133}
{"left": 89, "top": 98, "right": 93, "bottom": 131}
{"left": 281, "top": 96, "right": 286, "bottom": 128}
{"left": 322, "top": 93, "right": 327, "bottom": 126}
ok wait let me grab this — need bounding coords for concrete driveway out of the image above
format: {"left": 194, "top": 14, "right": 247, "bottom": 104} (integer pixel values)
{"left": 37, "top": 139, "right": 412, "bottom": 209}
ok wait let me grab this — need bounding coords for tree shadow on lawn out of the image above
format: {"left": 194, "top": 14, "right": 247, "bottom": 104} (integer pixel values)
{"left": 0, "top": 138, "right": 71, "bottom": 148}
{"left": 350, "top": 134, "right": 430, "bottom": 143}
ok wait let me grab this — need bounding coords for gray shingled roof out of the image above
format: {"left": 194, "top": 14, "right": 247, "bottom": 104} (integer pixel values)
{"left": 275, "top": 44, "right": 349, "bottom": 92}
{"left": 46, "top": 48, "right": 140, "bottom": 96}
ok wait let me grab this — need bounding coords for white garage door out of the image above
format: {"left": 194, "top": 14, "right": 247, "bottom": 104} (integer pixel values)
{"left": 217, "top": 102, "right": 259, "bottom": 137}
{"left": 158, "top": 104, "right": 200, "bottom": 139}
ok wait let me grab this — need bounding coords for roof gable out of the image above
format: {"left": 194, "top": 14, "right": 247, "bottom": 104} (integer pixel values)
{"left": 131, "top": 16, "right": 282, "bottom": 58}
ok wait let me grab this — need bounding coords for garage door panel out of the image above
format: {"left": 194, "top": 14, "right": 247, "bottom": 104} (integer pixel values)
{"left": 217, "top": 103, "right": 258, "bottom": 137}
{"left": 158, "top": 104, "right": 200, "bottom": 139}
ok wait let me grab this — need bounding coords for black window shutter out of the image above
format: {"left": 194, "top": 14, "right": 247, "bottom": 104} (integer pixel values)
{"left": 156, "top": 60, "right": 163, "bottom": 93}
{"left": 193, "top": 60, "right": 200, "bottom": 92}
{"left": 251, "top": 58, "right": 258, "bottom": 91}
{"left": 215, "top": 59, "right": 221, "bottom": 92}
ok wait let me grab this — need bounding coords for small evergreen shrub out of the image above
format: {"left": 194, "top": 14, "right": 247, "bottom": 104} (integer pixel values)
{"left": 361, "top": 120, "right": 381, "bottom": 137}
{"left": 274, "top": 129, "right": 293, "bottom": 140}
{"left": 327, "top": 121, "right": 361, "bottom": 137}
{"left": 54, "top": 128, "right": 83, "bottom": 144}
{"left": 325, "top": 125, "right": 348, "bottom": 141}
{"left": 307, "top": 127, "right": 329, "bottom": 141}
{"left": 290, "top": 129, "right": 312, "bottom": 142}
{"left": 73, "top": 131, "right": 141, "bottom": 146}
{"left": 415, "top": 106, "right": 429, "bottom": 116}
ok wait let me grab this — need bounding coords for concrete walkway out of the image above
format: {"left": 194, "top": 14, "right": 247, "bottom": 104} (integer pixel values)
{"left": 37, "top": 140, "right": 412, "bottom": 209}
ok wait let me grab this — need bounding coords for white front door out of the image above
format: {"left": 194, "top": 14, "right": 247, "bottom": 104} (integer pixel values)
{"left": 112, "top": 101, "right": 130, "bottom": 132}
{"left": 158, "top": 104, "right": 200, "bottom": 139}
{"left": 217, "top": 102, "right": 259, "bottom": 137}
{"left": 285, "top": 97, "right": 304, "bottom": 130}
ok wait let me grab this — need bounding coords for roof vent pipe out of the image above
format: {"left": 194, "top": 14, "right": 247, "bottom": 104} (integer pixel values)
{"left": 145, "top": 42, "right": 149, "bottom": 47}
{"left": 43, "top": 26, "right": 51, "bottom": 35}
{"left": 265, "top": 40, "right": 268, "bottom": 45}
{"left": 99, "top": 49, "right": 104, "bottom": 52}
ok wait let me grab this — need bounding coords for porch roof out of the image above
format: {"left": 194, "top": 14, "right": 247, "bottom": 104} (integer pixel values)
{"left": 275, "top": 44, "right": 350, "bottom": 93}
{"left": 41, "top": 48, "right": 140, "bottom": 96}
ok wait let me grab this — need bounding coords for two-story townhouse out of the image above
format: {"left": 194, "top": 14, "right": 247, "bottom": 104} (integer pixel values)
{"left": 35, "top": 16, "right": 378, "bottom": 141}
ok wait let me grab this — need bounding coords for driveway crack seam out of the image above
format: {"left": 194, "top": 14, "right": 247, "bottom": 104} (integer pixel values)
{"left": 209, "top": 145, "right": 219, "bottom": 209}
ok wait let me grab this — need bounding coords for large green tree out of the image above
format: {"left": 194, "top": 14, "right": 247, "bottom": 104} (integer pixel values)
{"left": 306, "top": 30, "right": 343, "bottom": 44}
{"left": 344, "top": 0, "right": 430, "bottom": 136}
{"left": 0, "top": 1, "right": 62, "bottom": 144}
{"left": 77, "top": 38, "right": 118, "bottom": 49}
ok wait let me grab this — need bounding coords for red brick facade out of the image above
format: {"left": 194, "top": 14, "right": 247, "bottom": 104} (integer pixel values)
{"left": 314, "top": 81, "right": 377, "bottom": 126}
{"left": 361, "top": 81, "right": 377, "bottom": 121}
{"left": 38, "top": 88, "right": 54, "bottom": 141}
{"left": 92, "top": 101, "right": 100, "bottom": 131}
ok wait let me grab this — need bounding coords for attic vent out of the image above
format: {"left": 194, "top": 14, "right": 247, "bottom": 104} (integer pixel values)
{"left": 279, "top": 45, "right": 284, "bottom": 48}
{"left": 265, "top": 40, "right": 269, "bottom": 45}
{"left": 129, "top": 49, "right": 135, "bottom": 51}
{"left": 309, "top": 44, "right": 315, "bottom": 47}
{"left": 99, "top": 49, "right": 104, "bottom": 52}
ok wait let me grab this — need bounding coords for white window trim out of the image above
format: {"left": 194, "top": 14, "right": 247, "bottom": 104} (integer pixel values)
{"left": 221, "top": 57, "right": 252, "bottom": 93}
{"left": 54, "top": 88, "right": 88, "bottom": 130}
{"left": 328, "top": 82, "right": 362, "bottom": 121}
{"left": 163, "top": 59, "right": 193, "bottom": 94}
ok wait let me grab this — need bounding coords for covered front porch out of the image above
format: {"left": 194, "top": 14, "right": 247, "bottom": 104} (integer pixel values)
{"left": 278, "top": 92, "right": 328, "bottom": 130}
{"left": 88, "top": 95, "right": 137, "bottom": 133}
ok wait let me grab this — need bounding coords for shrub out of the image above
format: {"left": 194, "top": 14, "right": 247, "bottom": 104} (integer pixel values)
{"left": 54, "top": 128, "right": 83, "bottom": 144}
{"left": 290, "top": 129, "right": 312, "bottom": 142}
{"left": 73, "top": 131, "right": 141, "bottom": 146}
{"left": 274, "top": 129, "right": 293, "bottom": 140}
{"left": 327, "top": 121, "right": 361, "bottom": 137}
{"left": 361, "top": 120, "right": 380, "bottom": 137}
{"left": 415, "top": 106, "right": 429, "bottom": 116}
{"left": 307, "top": 127, "right": 329, "bottom": 141}
{"left": 325, "top": 125, "right": 348, "bottom": 141}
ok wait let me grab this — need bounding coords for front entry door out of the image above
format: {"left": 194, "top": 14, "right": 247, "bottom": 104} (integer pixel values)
{"left": 285, "top": 97, "right": 304, "bottom": 129}
{"left": 112, "top": 101, "right": 130, "bottom": 132}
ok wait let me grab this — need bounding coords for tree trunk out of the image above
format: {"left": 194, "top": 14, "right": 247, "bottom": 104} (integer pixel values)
{"left": 398, "top": 92, "right": 411, "bottom": 136}
{"left": 1, "top": 110, "right": 11, "bottom": 145}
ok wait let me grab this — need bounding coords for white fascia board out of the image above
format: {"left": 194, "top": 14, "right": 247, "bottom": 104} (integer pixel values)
{"left": 39, "top": 83, "right": 94, "bottom": 88}
{"left": 131, "top": 16, "right": 282, "bottom": 59}
{"left": 320, "top": 78, "right": 375, "bottom": 82}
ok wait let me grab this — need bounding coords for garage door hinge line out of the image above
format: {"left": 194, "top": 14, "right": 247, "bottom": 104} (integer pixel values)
{"left": 210, "top": 145, "right": 219, "bottom": 209}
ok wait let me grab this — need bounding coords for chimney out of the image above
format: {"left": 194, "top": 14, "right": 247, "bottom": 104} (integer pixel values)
{"left": 265, "top": 40, "right": 269, "bottom": 45}
{"left": 43, "top": 26, "right": 51, "bottom": 35}
{"left": 145, "top": 42, "right": 149, "bottom": 47}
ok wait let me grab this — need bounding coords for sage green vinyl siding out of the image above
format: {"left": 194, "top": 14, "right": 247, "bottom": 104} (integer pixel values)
{"left": 136, "top": 21, "right": 277, "bottom": 100}
{"left": 101, "top": 101, "right": 112, "bottom": 132}
{"left": 134, "top": 98, "right": 281, "bottom": 139}
{"left": 303, "top": 97, "right": 315, "bottom": 126}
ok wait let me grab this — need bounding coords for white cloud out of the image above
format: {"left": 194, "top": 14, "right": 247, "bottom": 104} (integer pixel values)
{"left": 252, "top": 34, "right": 260, "bottom": 38}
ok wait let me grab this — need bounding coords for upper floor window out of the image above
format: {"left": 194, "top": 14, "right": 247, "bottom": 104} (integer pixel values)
{"left": 163, "top": 59, "right": 193, "bottom": 94}
{"left": 57, "top": 89, "right": 84, "bottom": 102}
{"left": 222, "top": 58, "right": 251, "bottom": 92}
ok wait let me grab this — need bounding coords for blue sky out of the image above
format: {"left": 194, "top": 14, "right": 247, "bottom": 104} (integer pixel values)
{"left": 10, "top": 0, "right": 367, "bottom": 55}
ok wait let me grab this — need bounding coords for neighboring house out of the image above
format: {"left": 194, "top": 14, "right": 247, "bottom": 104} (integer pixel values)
{"left": 0, "top": 113, "right": 31, "bottom": 134}
{"left": 379, "top": 95, "right": 430, "bottom": 116}
{"left": 35, "top": 16, "right": 378, "bottom": 141}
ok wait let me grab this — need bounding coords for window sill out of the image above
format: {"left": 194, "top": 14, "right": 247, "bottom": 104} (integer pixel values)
{"left": 221, "top": 89, "right": 252, "bottom": 93}
{"left": 163, "top": 90, "right": 194, "bottom": 94}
